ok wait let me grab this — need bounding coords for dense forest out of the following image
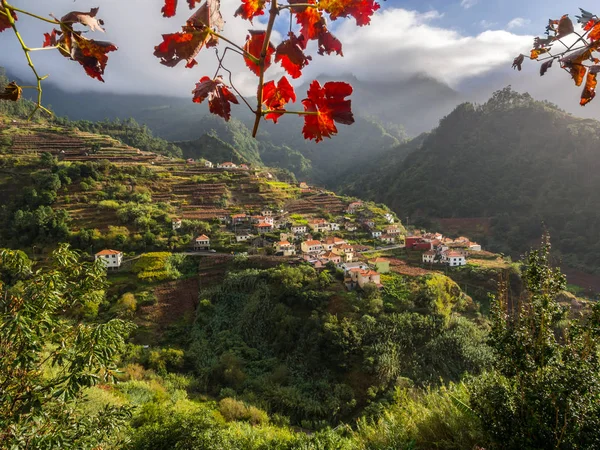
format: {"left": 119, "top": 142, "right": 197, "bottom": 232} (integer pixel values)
{"left": 338, "top": 88, "right": 600, "bottom": 273}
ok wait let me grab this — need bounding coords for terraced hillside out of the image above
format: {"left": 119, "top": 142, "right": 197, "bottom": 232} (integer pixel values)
{"left": 0, "top": 116, "right": 396, "bottom": 253}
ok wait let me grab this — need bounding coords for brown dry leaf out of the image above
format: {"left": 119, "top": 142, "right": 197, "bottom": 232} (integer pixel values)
{"left": 0, "top": 82, "right": 22, "bottom": 102}
{"left": 581, "top": 65, "right": 600, "bottom": 105}
{"left": 61, "top": 7, "right": 105, "bottom": 32}
{"left": 540, "top": 59, "right": 554, "bottom": 76}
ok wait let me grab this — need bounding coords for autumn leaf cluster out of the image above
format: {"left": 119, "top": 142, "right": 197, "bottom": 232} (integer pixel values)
{"left": 513, "top": 8, "right": 600, "bottom": 106}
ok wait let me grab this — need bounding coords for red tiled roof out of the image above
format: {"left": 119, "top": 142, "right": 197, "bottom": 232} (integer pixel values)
{"left": 96, "top": 249, "right": 122, "bottom": 256}
{"left": 196, "top": 235, "right": 210, "bottom": 241}
{"left": 446, "top": 251, "right": 463, "bottom": 257}
{"left": 304, "top": 240, "right": 322, "bottom": 246}
{"left": 257, "top": 222, "right": 272, "bottom": 228}
{"left": 277, "top": 241, "right": 291, "bottom": 246}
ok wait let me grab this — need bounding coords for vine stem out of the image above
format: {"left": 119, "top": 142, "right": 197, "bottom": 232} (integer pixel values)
{"left": 262, "top": 110, "right": 318, "bottom": 115}
{"left": 212, "top": 31, "right": 258, "bottom": 62}
{"left": 279, "top": 3, "right": 318, "bottom": 10}
{"left": 6, "top": 4, "right": 60, "bottom": 25}
{"left": 252, "top": 0, "right": 279, "bottom": 137}
{"left": 1, "top": 0, "right": 53, "bottom": 119}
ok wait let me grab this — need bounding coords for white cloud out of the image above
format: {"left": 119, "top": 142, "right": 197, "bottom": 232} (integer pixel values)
{"left": 507, "top": 17, "right": 531, "bottom": 29}
{"left": 306, "top": 8, "right": 532, "bottom": 87}
{"left": 460, "top": 0, "right": 478, "bottom": 9}
{"left": 479, "top": 20, "right": 498, "bottom": 29}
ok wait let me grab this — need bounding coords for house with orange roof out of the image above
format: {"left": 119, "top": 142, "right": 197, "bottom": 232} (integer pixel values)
{"left": 346, "top": 201, "right": 363, "bottom": 214}
{"left": 291, "top": 224, "right": 308, "bottom": 235}
{"left": 274, "top": 240, "right": 296, "bottom": 256}
{"left": 307, "top": 218, "right": 330, "bottom": 233}
{"left": 172, "top": 218, "right": 182, "bottom": 231}
{"left": 95, "top": 249, "right": 123, "bottom": 269}
{"left": 348, "top": 268, "right": 382, "bottom": 289}
{"left": 321, "top": 251, "right": 342, "bottom": 265}
{"left": 193, "top": 235, "right": 211, "bottom": 250}
{"left": 301, "top": 240, "right": 324, "bottom": 255}
{"left": 218, "top": 162, "right": 237, "bottom": 169}
{"left": 380, "top": 234, "right": 396, "bottom": 244}
{"left": 255, "top": 222, "right": 274, "bottom": 234}
{"left": 422, "top": 250, "right": 436, "bottom": 264}
{"left": 322, "top": 236, "right": 346, "bottom": 251}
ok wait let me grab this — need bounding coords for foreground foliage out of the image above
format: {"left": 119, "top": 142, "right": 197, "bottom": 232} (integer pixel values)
{"left": 0, "top": 245, "right": 134, "bottom": 448}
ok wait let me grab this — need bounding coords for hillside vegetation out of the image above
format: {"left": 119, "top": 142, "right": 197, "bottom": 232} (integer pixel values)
{"left": 338, "top": 88, "right": 600, "bottom": 273}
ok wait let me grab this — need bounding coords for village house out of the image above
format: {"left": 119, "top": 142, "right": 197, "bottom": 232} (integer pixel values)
{"left": 291, "top": 224, "right": 308, "bottom": 235}
{"left": 203, "top": 160, "right": 214, "bottom": 168}
{"left": 186, "top": 158, "right": 195, "bottom": 164}
{"left": 307, "top": 218, "right": 330, "bottom": 233}
{"left": 299, "top": 182, "right": 310, "bottom": 189}
{"left": 251, "top": 215, "right": 275, "bottom": 225}
{"left": 380, "top": 234, "right": 396, "bottom": 244}
{"left": 301, "top": 240, "right": 324, "bottom": 255}
{"left": 332, "top": 246, "right": 354, "bottom": 263}
{"left": 329, "top": 222, "right": 341, "bottom": 231}
{"left": 442, "top": 250, "right": 467, "bottom": 267}
{"left": 321, "top": 251, "right": 342, "bottom": 265}
{"left": 231, "top": 213, "right": 248, "bottom": 225}
{"left": 255, "top": 222, "right": 274, "bottom": 234}
{"left": 372, "top": 230, "right": 383, "bottom": 239}
{"left": 385, "top": 225, "right": 401, "bottom": 235}
{"left": 346, "top": 201, "right": 363, "bottom": 214}
{"left": 172, "top": 218, "right": 182, "bottom": 231}
{"left": 348, "top": 269, "right": 382, "bottom": 290}
{"left": 405, "top": 236, "right": 433, "bottom": 251}
{"left": 239, "top": 164, "right": 249, "bottom": 170}
{"left": 218, "top": 162, "right": 237, "bottom": 169}
{"left": 261, "top": 210, "right": 274, "bottom": 217}
{"left": 95, "top": 249, "right": 123, "bottom": 270}
{"left": 235, "top": 231, "right": 254, "bottom": 243}
{"left": 369, "top": 257, "right": 390, "bottom": 274}
{"left": 469, "top": 242, "right": 482, "bottom": 251}
{"left": 422, "top": 250, "right": 436, "bottom": 264}
{"left": 363, "top": 219, "right": 375, "bottom": 229}
{"left": 384, "top": 213, "right": 395, "bottom": 224}
{"left": 193, "top": 235, "right": 211, "bottom": 250}
{"left": 339, "top": 261, "right": 369, "bottom": 276}
{"left": 273, "top": 217, "right": 289, "bottom": 229}
{"left": 322, "top": 236, "right": 346, "bottom": 251}
{"left": 274, "top": 240, "right": 297, "bottom": 256}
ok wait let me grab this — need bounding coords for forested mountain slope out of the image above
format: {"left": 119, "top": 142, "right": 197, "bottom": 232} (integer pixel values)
{"left": 339, "top": 88, "right": 600, "bottom": 272}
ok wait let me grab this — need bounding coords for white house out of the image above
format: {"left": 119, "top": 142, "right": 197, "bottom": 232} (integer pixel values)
{"left": 346, "top": 202, "right": 363, "bottom": 214}
{"left": 372, "top": 231, "right": 383, "bottom": 239}
{"left": 345, "top": 223, "right": 358, "bottom": 232}
{"left": 380, "top": 234, "right": 396, "bottom": 244}
{"left": 384, "top": 213, "right": 395, "bottom": 224}
{"left": 291, "top": 225, "right": 308, "bottom": 235}
{"left": 95, "top": 249, "right": 123, "bottom": 269}
{"left": 204, "top": 160, "right": 213, "bottom": 168}
{"left": 301, "top": 240, "right": 323, "bottom": 255}
{"left": 329, "top": 223, "right": 341, "bottom": 231}
{"left": 469, "top": 243, "right": 482, "bottom": 252}
{"left": 385, "top": 225, "right": 401, "bottom": 235}
{"left": 255, "top": 222, "right": 274, "bottom": 234}
{"left": 339, "top": 261, "right": 369, "bottom": 275}
{"left": 422, "top": 250, "right": 436, "bottom": 264}
{"left": 172, "top": 218, "right": 182, "bottom": 231}
{"left": 442, "top": 251, "right": 467, "bottom": 267}
{"left": 236, "top": 232, "right": 254, "bottom": 243}
{"left": 218, "top": 162, "right": 237, "bottom": 169}
{"left": 193, "top": 235, "right": 211, "bottom": 250}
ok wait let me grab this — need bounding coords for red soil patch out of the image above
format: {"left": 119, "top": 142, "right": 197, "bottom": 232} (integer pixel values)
{"left": 562, "top": 267, "right": 600, "bottom": 295}
{"left": 388, "top": 258, "right": 439, "bottom": 277}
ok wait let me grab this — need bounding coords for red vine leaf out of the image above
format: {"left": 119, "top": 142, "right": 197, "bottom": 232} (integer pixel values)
{"left": 319, "top": 0, "right": 380, "bottom": 26}
{"left": 262, "top": 76, "right": 296, "bottom": 123}
{"left": 244, "top": 30, "right": 275, "bottom": 76}
{"left": 560, "top": 42, "right": 600, "bottom": 86}
{"left": 275, "top": 33, "right": 312, "bottom": 79}
{"left": 318, "top": 27, "right": 343, "bottom": 56}
{"left": 69, "top": 35, "right": 118, "bottom": 82}
{"left": 589, "top": 22, "right": 600, "bottom": 42}
{"left": 301, "top": 80, "right": 354, "bottom": 142}
{"left": 192, "top": 76, "right": 239, "bottom": 121}
{"left": 0, "top": 82, "right": 22, "bottom": 102}
{"left": 581, "top": 66, "right": 600, "bottom": 106}
{"left": 154, "top": 1, "right": 222, "bottom": 68}
{"left": 162, "top": 0, "right": 178, "bottom": 17}
{"left": 43, "top": 29, "right": 61, "bottom": 47}
{"left": 61, "top": 8, "right": 106, "bottom": 32}
{"left": 235, "top": 0, "right": 268, "bottom": 22}
{"left": 290, "top": 0, "right": 324, "bottom": 42}
{"left": 0, "top": 5, "right": 17, "bottom": 33}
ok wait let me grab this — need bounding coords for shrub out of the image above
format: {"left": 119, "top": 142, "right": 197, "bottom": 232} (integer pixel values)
{"left": 219, "top": 398, "right": 269, "bottom": 425}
